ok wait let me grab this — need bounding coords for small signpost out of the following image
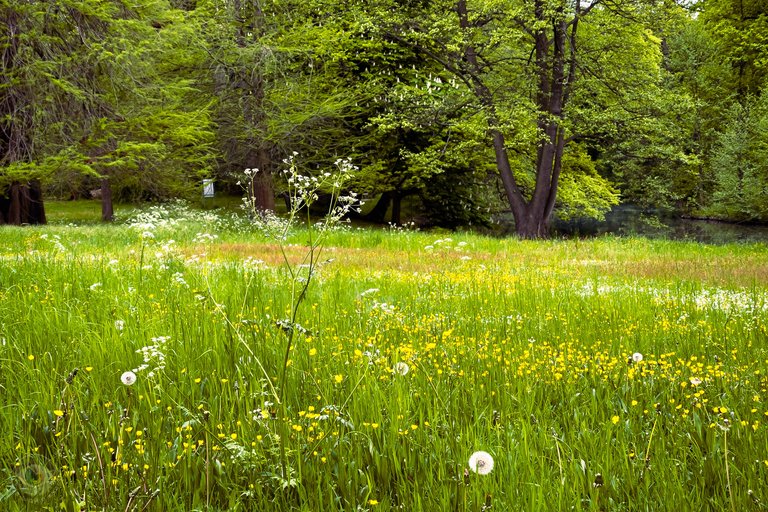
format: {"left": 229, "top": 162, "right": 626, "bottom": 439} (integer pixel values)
{"left": 202, "top": 179, "right": 214, "bottom": 208}
{"left": 203, "top": 179, "right": 215, "bottom": 198}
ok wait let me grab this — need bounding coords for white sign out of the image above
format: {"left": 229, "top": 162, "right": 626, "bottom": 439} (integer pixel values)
{"left": 202, "top": 179, "right": 214, "bottom": 198}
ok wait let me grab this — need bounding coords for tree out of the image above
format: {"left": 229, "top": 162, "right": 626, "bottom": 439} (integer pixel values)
{"left": 344, "top": 39, "right": 497, "bottom": 226}
{"left": 0, "top": 0, "right": 115, "bottom": 223}
{"left": 359, "top": 0, "right": 681, "bottom": 237}
{"left": 648, "top": 15, "right": 733, "bottom": 210}
{"left": 78, "top": 6, "right": 217, "bottom": 220}
{"left": 195, "top": 0, "right": 358, "bottom": 213}
{"left": 1, "top": 1, "right": 216, "bottom": 223}
{"left": 700, "top": 0, "right": 768, "bottom": 96}
{"left": 705, "top": 94, "right": 768, "bottom": 220}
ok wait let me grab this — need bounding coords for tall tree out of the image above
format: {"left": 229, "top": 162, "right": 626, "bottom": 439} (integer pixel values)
{"left": 1, "top": 1, "right": 216, "bottom": 223}
{"left": 705, "top": 94, "right": 768, "bottom": 220}
{"left": 0, "top": 0, "right": 115, "bottom": 223}
{"left": 80, "top": 5, "right": 217, "bottom": 219}
{"left": 361, "top": 0, "right": 681, "bottom": 237}
{"left": 195, "top": 0, "right": 357, "bottom": 213}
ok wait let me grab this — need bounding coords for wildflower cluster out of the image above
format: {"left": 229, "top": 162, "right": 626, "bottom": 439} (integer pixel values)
{"left": 132, "top": 336, "right": 170, "bottom": 378}
{"left": 125, "top": 199, "right": 249, "bottom": 237}
{"left": 241, "top": 155, "right": 363, "bottom": 239}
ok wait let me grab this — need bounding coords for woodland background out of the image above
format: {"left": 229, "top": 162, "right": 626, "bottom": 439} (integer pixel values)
{"left": 1, "top": 0, "right": 767, "bottom": 237}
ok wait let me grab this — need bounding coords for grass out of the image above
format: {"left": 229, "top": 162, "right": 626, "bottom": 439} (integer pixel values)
{"left": 1, "top": 201, "right": 767, "bottom": 511}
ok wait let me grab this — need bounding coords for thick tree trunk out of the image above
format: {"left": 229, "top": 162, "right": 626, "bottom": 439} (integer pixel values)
{"left": 1, "top": 181, "right": 46, "bottom": 225}
{"left": 7, "top": 183, "right": 22, "bottom": 225}
{"left": 363, "top": 191, "right": 392, "bottom": 223}
{"left": 391, "top": 193, "right": 402, "bottom": 226}
{"left": 251, "top": 169, "right": 275, "bottom": 211}
{"left": 101, "top": 178, "right": 114, "bottom": 222}
{"left": 456, "top": 0, "right": 560, "bottom": 239}
{"left": 27, "top": 180, "right": 46, "bottom": 224}
{"left": 250, "top": 148, "right": 275, "bottom": 211}
{"left": 514, "top": 211, "right": 552, "bottom": 239}
{"left": 235, "top": 0, "right": 275, "bottom": 213}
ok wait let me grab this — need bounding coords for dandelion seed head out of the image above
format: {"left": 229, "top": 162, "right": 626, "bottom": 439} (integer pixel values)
{"left": 468, "top": 451, "right": 494, "bottom": 475}
{"left": 121, "top": 371, "right": 137, "bottom": 386}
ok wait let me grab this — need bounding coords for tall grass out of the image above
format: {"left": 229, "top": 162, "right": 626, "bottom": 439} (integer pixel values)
{"left": 1, "top": 203, "right": 767, "bottom": 510}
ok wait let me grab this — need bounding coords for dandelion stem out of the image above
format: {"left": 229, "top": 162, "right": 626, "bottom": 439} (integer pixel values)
{"left": 205, "top": 432, "right": 211, "bottom": 510}
{"left": 724, "top": 429, "right": 735, "bottom": 512}
{"left": 554, "top": 433, "right": 564, "bottom": 485}
{"left": 89, "top": 430, "right": 108, "bottom": 504}
{"left": 644, "top": 415, "right": 658, "bottom": 468}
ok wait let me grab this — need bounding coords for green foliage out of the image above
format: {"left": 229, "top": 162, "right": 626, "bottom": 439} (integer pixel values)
{"left": 354, "top": 0, "right": 688, "bottom": 231}
{"left": 4, "top": 0, "right": 768, "bottom": 226}
{"left": 196, "top": 0, "right": 362, "bottom": 193}
{"left": 0, "top": 0, "right": 114, "bottom": 169}
{"left": 700, "top": 0, "right": 768, "bottom": 94}
{"left": 1, "top": 0, "right": 216, "bottom": 203}
{"left": 556, "top": 145, "right": 620, "bottom": 221}
{"left": 706, "top": 95, "right": 768, "bottom": 220}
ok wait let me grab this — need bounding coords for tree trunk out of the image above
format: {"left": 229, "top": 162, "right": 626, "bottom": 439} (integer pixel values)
{"left": 514, "top": 210, "right": 552, "bottom": 239}
{"left": 252, "top": 148, "right": 275, "bottom": 211}
{"left": 1, "top": 181, "right": 46, "bottom": 225}
{"left": 391, "top": 193, "right": 402, "bottom": 225}
{"left": 362, "top": 191, "right": 392, "bottom": 223}
{"left": 251, "top": 169, "right": 275, "bottom": 211}
{"left": 450, "top": 0, "right": 578, "bottom": 239}
{"left": 234, "top": 0, "right": 276, "bottom": 213}
{"left": 101, "top": 178, "right": 114, "bottom": 222}
{"left": 7, "top": 183, "right": 22, "bottom": 225}
{"left": 27, "top": 180, "right": 46, "bottom": 224}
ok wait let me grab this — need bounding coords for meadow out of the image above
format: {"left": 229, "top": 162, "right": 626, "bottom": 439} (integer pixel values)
{"left": 1, "top": 200, "right": 767, "bottom": 511}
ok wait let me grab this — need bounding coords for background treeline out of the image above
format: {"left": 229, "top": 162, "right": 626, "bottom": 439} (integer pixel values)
{"left": 1, "top": 0, "right": 766, "bottom": 236}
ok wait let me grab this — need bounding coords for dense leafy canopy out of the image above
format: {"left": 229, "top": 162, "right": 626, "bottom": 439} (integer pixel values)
{"left": 1, "top": 0, "right": 766, "bottom": 233}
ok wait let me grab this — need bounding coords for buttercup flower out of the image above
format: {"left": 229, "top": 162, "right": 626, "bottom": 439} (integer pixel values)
{"left": 121, "top": 371, "right": 137, "bottom": 386}
{"left": 468, "top": 451, "right": 494, "bottom": 475}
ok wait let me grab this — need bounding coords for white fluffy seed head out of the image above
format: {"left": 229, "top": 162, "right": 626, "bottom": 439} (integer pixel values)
{"left": 121, "top": 371, "right": 137, "bottom": 386}
{"left": 468, "top": 451, "right": 494, "bottom": 475}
